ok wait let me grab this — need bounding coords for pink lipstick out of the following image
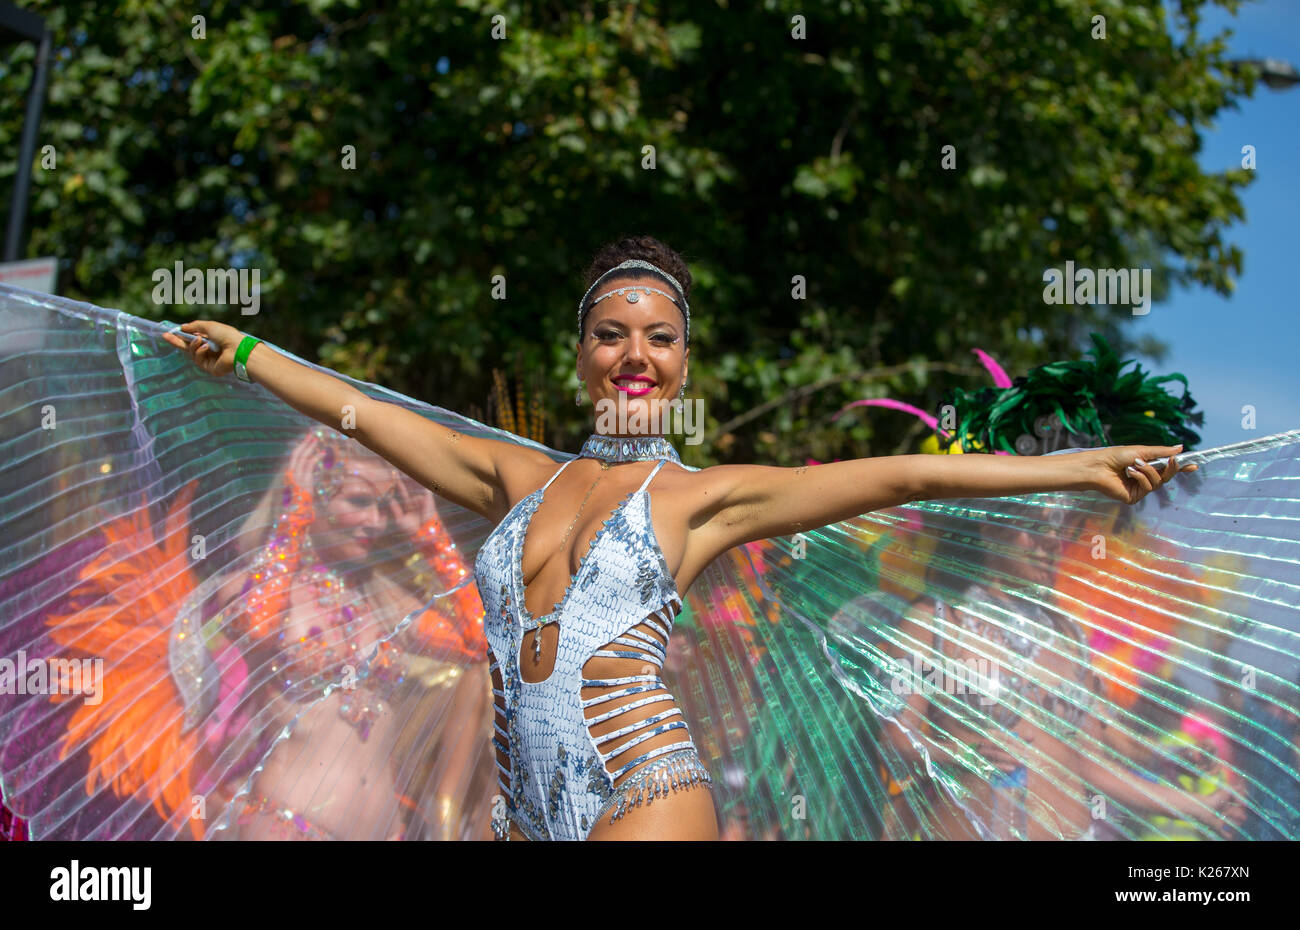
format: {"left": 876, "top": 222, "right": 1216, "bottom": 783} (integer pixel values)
{"left": 613, "top": 375, "right": 656, "bottom": 396}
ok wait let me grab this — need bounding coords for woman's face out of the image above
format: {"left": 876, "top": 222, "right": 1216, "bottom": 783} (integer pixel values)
{"left": 978, "top": 504, "right": 1064, "bottom": 589}
{"left": 313, "top": 458, "right": 398, "bottom": 563}
{"left": 576, "top": 275, "right": 689, "bottom": 436}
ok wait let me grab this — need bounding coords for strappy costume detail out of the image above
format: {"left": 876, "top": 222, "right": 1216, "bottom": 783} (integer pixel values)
{"left": 475, "top": 447, "right": 713, "bottom": 840}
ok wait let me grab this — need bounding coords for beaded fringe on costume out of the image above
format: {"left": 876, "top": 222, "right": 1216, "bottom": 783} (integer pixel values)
{"left": 492, "top": 751, "right": 714, "bottom": 840}
{"left": 596, "top": 748, "right": 713, "bottom": 825}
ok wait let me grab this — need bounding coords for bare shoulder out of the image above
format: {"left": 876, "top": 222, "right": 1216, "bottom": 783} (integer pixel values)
{"left": 486, "top": 439, "right": 560, "bottom": 484}
{"left": 651, "top": 461, "right": 753, "bottom": 519}
{"left": 486, "top": 441, "right": 569, "bottom": 515}
{"left": 652, "top": 462, "right": 768, "bottom": 560}
{"left": 657, "top": 460, "right": 770, "bottom": 495}
{"left": 657, "top": 462, "right": 799, "bottom": 542}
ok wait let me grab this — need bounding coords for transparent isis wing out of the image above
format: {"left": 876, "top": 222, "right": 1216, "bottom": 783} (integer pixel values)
{"left": 0, "top": 285, "right": 512, "bottom": 840}
{"left": 2, "top": 283, "right": 1297, "bottom": 840}
{"left": 671, "top": 435, "right": 1300, "bottom": 839}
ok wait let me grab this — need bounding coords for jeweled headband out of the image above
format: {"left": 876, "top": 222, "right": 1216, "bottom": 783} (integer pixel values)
{"left": 577, "top": 258, "right": 690, "bottom": 344}
{"left": 309, "top": 426, "right": 399, "bottom": 507}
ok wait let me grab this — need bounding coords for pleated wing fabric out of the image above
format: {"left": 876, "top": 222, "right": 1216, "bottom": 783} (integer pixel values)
{"left": 1, "top": 283, "right": 1297, "bottom": 840}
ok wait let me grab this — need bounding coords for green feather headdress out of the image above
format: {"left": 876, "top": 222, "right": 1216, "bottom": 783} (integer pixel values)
{"left": 937, "top": 333, "right": 1203, "bottom": 454}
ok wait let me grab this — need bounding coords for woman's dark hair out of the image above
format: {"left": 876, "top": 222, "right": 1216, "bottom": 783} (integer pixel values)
{"left": 579, "top": 235, "right": 692, "bottom": 340}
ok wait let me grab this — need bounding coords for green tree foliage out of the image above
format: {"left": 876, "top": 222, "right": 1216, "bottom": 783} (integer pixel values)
{"left": 0, "top": 0, "right": 1257, "bottom": 464}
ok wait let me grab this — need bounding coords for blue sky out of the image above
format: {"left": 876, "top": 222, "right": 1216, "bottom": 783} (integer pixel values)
{"left": 1140, "top": 0, "right": 1300, "bottom": 448}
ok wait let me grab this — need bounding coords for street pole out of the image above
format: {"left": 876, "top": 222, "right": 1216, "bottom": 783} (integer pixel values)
{"left": 0, "top": 3, "right": 50, "bottom": 262}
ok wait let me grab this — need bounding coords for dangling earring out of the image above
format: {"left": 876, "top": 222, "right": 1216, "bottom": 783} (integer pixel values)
{"left": 575, "top": 379, "right": 585, "bottom": 406}
{"left": 678, "top": 377, "right": 687, "bottom": 400}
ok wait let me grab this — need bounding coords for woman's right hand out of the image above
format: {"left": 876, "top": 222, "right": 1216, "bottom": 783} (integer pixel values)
{"left": 287, "top": 431, "right": 329, "bottom": 492}
{"left": 162, "top": 320, "right": 245, "bottom": 378}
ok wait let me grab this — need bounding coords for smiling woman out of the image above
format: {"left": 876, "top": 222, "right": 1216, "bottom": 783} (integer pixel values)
{"left": 5, "top": 241, "right": 1294, "bottom": 844}
{"left": 155, "top": 235, "right": 1209, "bottom": 841}
{"left": 473, "top": 239, "right": 719, "bottom": 840}
{"left": 576, "top": 239, "right": 692, "bottom": 428}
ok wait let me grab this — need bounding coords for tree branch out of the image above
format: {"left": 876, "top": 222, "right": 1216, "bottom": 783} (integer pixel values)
{"left": 830, "top": 102, "right": 860, "bottom": 161}
{"left": 706, "top": 360, "right": 984, "bottom": 441}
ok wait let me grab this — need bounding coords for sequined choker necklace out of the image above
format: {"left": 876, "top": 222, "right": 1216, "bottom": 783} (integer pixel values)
{"left": 579, "top": 434, "right": 680, "bottom": 464}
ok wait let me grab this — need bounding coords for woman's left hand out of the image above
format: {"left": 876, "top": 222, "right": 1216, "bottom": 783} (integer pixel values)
{"left": 1086, "top": 445, "right": 1199, "bottom": 504}
{"left": 388, "top": 475, "right": 441, "bottom": 538}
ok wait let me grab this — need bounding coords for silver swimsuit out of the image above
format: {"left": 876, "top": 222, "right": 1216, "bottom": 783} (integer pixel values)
{"left": 475, "top": 449, "right": 714, "bottom": 840}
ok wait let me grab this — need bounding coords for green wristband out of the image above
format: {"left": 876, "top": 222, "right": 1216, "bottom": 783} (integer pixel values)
{"left": 233, "top": 335, "right": 262, "bottom": 383}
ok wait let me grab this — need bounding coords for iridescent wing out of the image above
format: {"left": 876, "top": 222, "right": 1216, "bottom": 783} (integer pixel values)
{"left": 3, "top": 283, "right": 1297, "bottom": 841}
{"left": 0, "top": 285, "right": 529, "bottom": 839}
{"left": 670, "top": 434, "right": 1300, "bottom": 839}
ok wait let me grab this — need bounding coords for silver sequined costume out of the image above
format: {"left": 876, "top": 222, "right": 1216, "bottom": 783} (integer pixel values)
{"left": 475, "top": 444, "right": 713, "bottom": 840}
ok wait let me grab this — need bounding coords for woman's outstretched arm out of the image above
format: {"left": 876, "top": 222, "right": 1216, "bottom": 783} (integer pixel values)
{"left": 690, "top": 445, "right": 1196, "bottom": 555}
{"left": 164, "top": 319, "right": 551, "bottom": 521}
